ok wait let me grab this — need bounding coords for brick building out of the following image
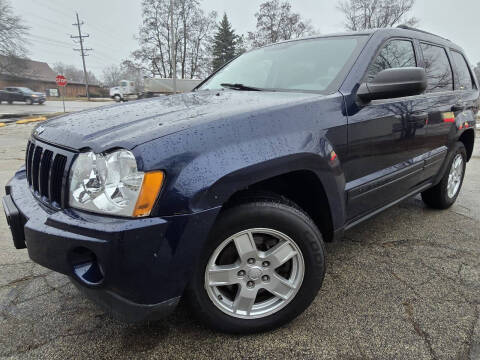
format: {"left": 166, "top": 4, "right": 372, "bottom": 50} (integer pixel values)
{"left": 0, "top": 56, "right": 102, "bottom": 97}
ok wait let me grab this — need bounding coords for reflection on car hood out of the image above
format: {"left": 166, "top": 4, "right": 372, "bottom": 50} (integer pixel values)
{"left": 34, "top": 90, "right": 320, "bottom": 153}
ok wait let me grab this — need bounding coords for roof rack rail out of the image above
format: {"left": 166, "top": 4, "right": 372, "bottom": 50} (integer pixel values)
{"left": 396, "top": 25, "right": 450, "bottom": 41}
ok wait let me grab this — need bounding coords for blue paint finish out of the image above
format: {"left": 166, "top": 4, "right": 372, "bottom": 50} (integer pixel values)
{"left": 4, "top": 27, "right": 479, "bottom": 321}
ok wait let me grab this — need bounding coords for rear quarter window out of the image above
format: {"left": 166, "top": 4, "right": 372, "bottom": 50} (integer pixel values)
{"left": 420, "top": 43, "right": 454, "bottom": 92}
{"left": 451, "top": 51, "right": 474, "bottom": 90}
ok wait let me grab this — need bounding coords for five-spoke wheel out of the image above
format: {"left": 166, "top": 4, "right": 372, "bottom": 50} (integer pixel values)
{"left": 187, "top": 196, "right": 325, "bottom": 334}
{"left": 422, "top": 142, "right": 467, "bottom": 209}
{"left": 447, "top": 154, "right": 464, "bottom": 199}
{"left": 205, "top": 228, "right": 304, "bottom": 319}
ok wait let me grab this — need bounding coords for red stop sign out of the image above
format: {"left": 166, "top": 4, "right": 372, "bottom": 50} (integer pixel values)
{"left": 56, "top": 75, "right": 67, "bottom": 87}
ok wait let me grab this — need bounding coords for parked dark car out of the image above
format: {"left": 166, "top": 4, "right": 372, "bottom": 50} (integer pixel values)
{"left": 0, "top": 90, "right": 10, "bottom": 104}
{"left": 2, "top": 26, "right": 478, "bottom": 334}
{"left": 0, "top": 87, "right": 46, "bottom": 105}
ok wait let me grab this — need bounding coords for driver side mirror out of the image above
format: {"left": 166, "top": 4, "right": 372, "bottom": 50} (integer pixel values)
{"left": 357, "top": 67, "right": 427, "bottom": 102}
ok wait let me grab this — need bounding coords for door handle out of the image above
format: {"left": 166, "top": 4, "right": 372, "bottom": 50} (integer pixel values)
{"left": 451, "top": 103, "right": 466, "bottom": 112}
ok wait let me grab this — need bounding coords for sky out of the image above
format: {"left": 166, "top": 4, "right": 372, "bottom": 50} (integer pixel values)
{"left": 8, "top": 0, "right": 480, "bottom": 79}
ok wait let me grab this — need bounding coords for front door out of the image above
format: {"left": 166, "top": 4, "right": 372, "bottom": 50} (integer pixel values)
{"left": 344, "top": 38, "right": 426, "bottom": 220}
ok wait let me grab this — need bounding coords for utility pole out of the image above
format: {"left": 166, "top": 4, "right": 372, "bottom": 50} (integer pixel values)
{"left": 71, "top": 13, "right": 92, "bottom": 100}
{"left": 170, "top": 0, "right": 177, "bottom": 94}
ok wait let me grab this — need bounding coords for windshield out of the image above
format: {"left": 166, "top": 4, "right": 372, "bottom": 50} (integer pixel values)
{"left": 200, "top": 36, "right": 367, "bottom": 93}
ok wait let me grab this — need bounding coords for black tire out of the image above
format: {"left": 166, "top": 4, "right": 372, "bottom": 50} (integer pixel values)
{"left": 186, "top": 196, "right": 326, "bottom": 334}
{"left": 421, "top": 142, "right": 467, "bottom": 209}
{"left": 26, "top": 98, "right": 33, "bottom": 105}
{"left": 113, "top": 95, "right": 122, "bottom": 103}
{"left": 8, "top": 101, "right": 12, "bottom": 104}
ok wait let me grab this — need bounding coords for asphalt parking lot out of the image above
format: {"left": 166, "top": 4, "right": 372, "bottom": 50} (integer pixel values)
{"left": 0, "top": 100, "right": 112, "bottom": 116}
{"left": 0, "top": 123, "right": 479, "bottom": 360}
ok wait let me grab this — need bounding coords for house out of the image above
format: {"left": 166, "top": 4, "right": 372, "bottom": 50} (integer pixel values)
{"left": 0, "top": 56, "right": 102, "bottom": 97}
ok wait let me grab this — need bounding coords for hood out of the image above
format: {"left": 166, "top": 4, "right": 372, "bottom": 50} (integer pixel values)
{"left": 34, "top": 90, "right": 320, "bottom": 153}
{"left": 31, "top": 92, "right": 45, "bottom": 96}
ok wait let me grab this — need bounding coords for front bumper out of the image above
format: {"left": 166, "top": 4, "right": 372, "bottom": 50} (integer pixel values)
{"left": 3, "top": 169, "right": 220, "bottom": 322}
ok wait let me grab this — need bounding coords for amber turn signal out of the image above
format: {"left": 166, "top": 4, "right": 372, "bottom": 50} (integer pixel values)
{"left": 133, "top": 171, "right": 165, "bottom": 217}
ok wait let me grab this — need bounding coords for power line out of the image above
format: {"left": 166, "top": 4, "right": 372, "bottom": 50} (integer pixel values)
{"left": 25, "top": 0, "right": 132, "bottom": 45}
{"left": 71, "top": 12, "right": 93, "bottom": 100}
{"left": 25, "top": 18, "right": 129, "bottom": 58}
{"left": 21, "top": 1, "right": 133, "bottom": 78}
{"left": 28, "top": 34, "right": 74, "bottom": 48}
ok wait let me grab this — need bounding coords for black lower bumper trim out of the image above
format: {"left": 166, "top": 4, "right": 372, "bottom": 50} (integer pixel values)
{"left": 71, "top": 279, "right": 180, "bottom": 323}
{"left": 2, "top": 195, "right": 26, "bottom": 249}
{"left": 5, "top": 171, "right": 220, "bottom": 321}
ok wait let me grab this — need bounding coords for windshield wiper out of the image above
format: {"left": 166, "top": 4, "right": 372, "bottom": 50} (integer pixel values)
{"left": 220, "top": 83, "right": 263, "bottom": 91}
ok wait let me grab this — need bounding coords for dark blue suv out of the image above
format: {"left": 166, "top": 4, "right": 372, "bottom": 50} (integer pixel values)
{"left": 2, "top": 26, "right": 478, "bottom": 333}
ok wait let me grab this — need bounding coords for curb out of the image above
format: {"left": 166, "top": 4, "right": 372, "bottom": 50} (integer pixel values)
{"left": 15, "top": 116, "right": 47, "bottom": 124}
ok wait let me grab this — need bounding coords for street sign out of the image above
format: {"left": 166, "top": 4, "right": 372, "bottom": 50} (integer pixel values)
{"left": 56, "top": 75, "right": 67, "bottom": 112}
{"left": 56, "top": 75, "right": 67, "bottom": 87}
{"left": 48, "top": 89, "right": 59, "bottom": 97}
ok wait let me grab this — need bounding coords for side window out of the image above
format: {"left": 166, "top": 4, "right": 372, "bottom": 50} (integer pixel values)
{"left": 367, "top": 39, "right": 416, "bottom": 80}
{"left": 420, "top": 43, "right": 453, "bottom": 92}
{"left": 451, "top": 51, "right": 474, "bottom": 90}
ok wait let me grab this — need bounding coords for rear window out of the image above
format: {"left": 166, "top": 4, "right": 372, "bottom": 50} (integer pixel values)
{"left": 420, "top": 43, "right": 453, "bottom": 92}
{"left": 451, "top": 51, "right": 474, "bottom": 90}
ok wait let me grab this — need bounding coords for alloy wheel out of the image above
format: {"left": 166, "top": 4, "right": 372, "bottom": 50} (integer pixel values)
{"left": 447, "top": 154, "right": 464, "bottom": 199}
{"left": 204, "top": 228, "right": 304, "bottom": 319}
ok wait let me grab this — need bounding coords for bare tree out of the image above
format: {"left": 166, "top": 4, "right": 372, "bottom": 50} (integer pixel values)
{"left": 247, "top": 0, "right": 315, "bottom": 48}
{"left": 187, "top": 9, "right": 217, "bottom": 78}
{"left": 132, "top": 0, "right": 216, "bottom": 79}
{"left": 102, "top": 65, "right": 124, "bottom": 88}
{"left": 120, "top": 60, "right": 145, "bottom": 91}
{"left": 102, "top": 61, "right": 145, "bottom": 91}
{"left": 53, "top": 62, "right": 99, "bottom": 85}
{"left": 0, "top": 0, "right": 29, "bottom": 75}
{"left": 338, "top": 0, "right": 418, "bottom": 31}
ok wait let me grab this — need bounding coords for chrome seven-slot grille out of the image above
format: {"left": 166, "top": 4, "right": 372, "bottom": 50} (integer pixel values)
{"left": 25, "top": 140, "right": 73, "bottom": 208}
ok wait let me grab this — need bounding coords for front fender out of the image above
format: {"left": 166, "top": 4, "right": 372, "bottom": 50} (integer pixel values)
{"left": 191, "top": 153, "right": 346, "bottom": 230}
{"left": 133, "top": 92, "right": 348, "bottom": 230}
{"left": 136, "top": 133, "right": 347, "bottom": 232}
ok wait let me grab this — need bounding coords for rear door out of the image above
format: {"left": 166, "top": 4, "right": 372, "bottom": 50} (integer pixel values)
{"left": 416, "top": 43, "right": 457, "bottom": 180}
{"left": 450, "top": 50, "right": 478, "bottom": 134}
{"left": 9, "top": 88, "right": 22, "bottom": 102}
{"left": 345, "top": 38, "right": 427, "bottom": 220}
{"left": 4, "top": 88, "right": 15, "bottom": 102}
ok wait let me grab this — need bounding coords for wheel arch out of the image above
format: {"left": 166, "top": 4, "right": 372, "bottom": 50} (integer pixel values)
{"left": 191, "top": 154, "right": 347, "bottom": 242}
{"left": 224, "top": 170, "right": 335, "bottom": 242}
{"left": 458, "top": 129, "right": 475, "bottom": 162}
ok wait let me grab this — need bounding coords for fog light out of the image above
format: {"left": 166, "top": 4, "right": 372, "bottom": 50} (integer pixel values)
{"left": 69, "top": 247, "right": 104, "bottom": 286}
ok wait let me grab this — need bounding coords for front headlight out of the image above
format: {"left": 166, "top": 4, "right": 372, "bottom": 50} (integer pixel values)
{"left": 69, "top": 150, "right": 164, "bottom": 217}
